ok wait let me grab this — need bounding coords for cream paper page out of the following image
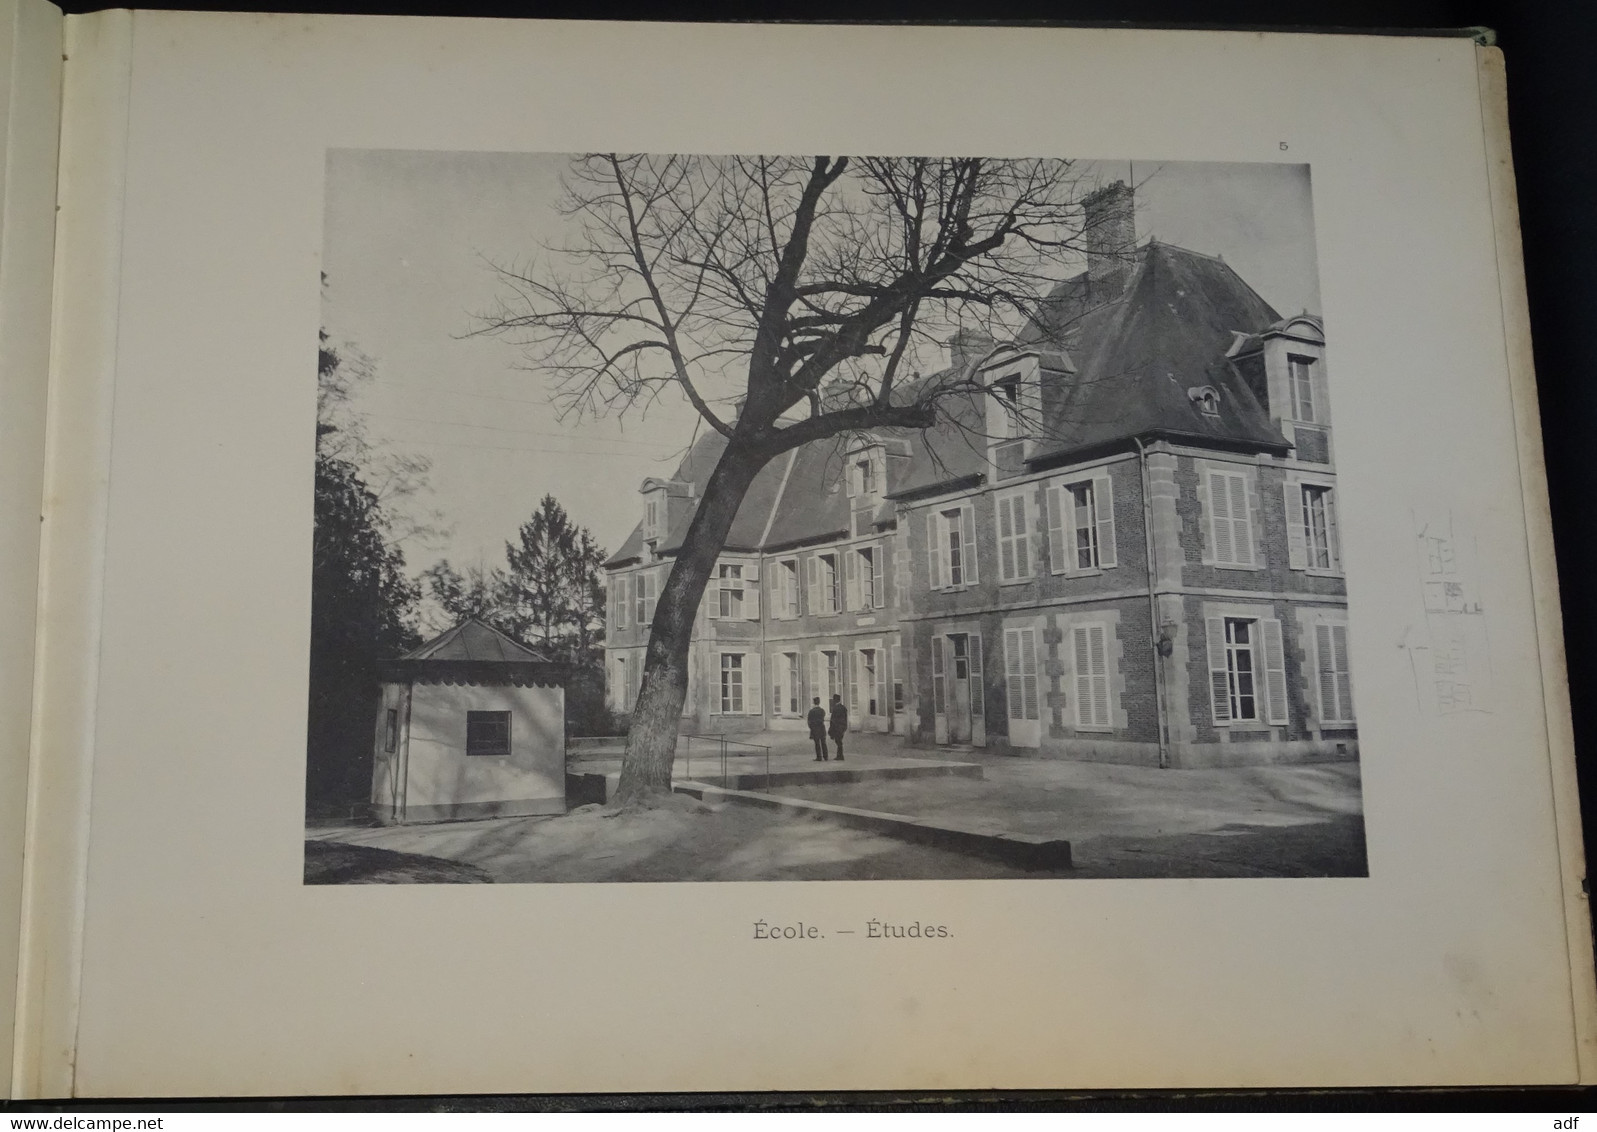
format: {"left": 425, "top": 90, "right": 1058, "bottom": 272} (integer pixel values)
{"left": 55, "top": 15, "right": 1590, "bottom": 1094}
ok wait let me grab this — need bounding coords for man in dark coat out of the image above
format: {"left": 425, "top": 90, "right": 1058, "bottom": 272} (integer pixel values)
{"left": 828, "top": 694, "right": 849, "bottom": 762}
{"left": 806, "top": 697, "right": 828, "bottom": 761}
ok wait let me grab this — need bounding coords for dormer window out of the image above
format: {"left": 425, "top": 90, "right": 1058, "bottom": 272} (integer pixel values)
{"left": 645, "top": 498, "right": 659, "bottom": 537}
{"left": 845, "top": 443, "right": 886, "bottom": 500}
{"left": 979, "top": 351, "right": 1043, "bottom": 467}
{"left": 1188, "top": 385, "right": 1221, "bottom": 416}
{"left": 991, "top": 373, "right": 1023, "bottom": 439}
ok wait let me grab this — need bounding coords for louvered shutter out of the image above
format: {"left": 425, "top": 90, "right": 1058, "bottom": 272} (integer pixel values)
{"left": 1021, "top": 628, "right": 1039, "bottom": 720}
{"left": 1333, "top": 624, "right": 1354, "bottom": 721}
{"left": 961, "top": 506, "right": 979, "bottom": 583}
{"left": 875, "top": 650, "right": 888, "bottom": 718}
{"left": 1207, "top": 616, "right": 1231, "bottom": 722}
{"left": 1093, "top": 473, "right": 1117, "bottom": 568}
{"left": 769, "top": 567, "right": 782, "bottom": 619}
{"left": 844, "top": 548, "right": 860, "bottom": 611}
{"left": 1231, "top": 473, "right": 1254, "bottom": 565}
{"left": 967, "top": 634, "right": 983, "bottom": 717}
{"left": 1261, "top": 618, "right": 1288, "bottom": 725}
{"left": 810, "top": 650, "right": 822, "bottom": 709}
{"left": 1004, "top": 629, "right": 1023, "bottom": 720}
{"left": 745, "top": 652, "right": 761, "bottom": 716}
{"left": 931, "top": 636, "right": 946, "bottom": 714}
{"left": 1316, "top": 624, "right": 1337, "bottom": 723}
{"left": 806, "top": 555, "right": 820, "bottom": 614}
{"left": 1208, "top": 472, "right": 1233, "bottom": 564}
{"left": 706, "top": 566, "right": 720, "bottom": 620}
{"left": 1014, "top": 496, "right": 1031, "bottom": 578}
{"left": 616, "top": 576, "right": 629, "bottom": 629}
{"left": 926, "top": 511, "right": 943, "bottom": 590}
{"left": 849, "top": 649, "right": 862, "bottom": 712}
{"left": 1046, "top": 485, "right": 1065, "bottom": 574}
{"left": 1073, "top": 626, "right": 1093, "bottom": 728}
{"left": 872, "top": 543, "right": 886, "bottom": 608}
{"left": 1285, "top": 481, "right": 1308, "bottom": 569}
{"left": 745, "top": 563, "right": 760, "bottom": 620}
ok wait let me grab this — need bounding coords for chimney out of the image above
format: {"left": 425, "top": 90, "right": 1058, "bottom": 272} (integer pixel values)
{"left": 945, "top": 327, "right": 995, "bottom": 372}
{"left": 1082, "top": 181, "right": 1137, "bottom": 298}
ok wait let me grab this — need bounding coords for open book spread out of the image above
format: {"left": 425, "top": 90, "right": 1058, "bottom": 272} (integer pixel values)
{"left": 2, "top": 3, "right": 1592, "bottom": 1098}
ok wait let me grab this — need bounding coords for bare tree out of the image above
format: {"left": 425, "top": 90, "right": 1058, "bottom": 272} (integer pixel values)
{"left": 478, "top": 154, "right": 1111, "bottom": 804}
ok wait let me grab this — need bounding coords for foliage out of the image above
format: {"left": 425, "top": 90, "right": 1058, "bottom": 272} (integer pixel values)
{"left": 305, "top": 330, "right": 423, "bottom": 816}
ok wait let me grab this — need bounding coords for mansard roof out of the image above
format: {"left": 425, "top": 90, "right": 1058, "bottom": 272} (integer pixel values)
{"left": 604, "top": 239, "right": 1307, "bottom": 570}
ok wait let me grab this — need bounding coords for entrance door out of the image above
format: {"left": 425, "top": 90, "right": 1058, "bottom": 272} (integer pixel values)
{"left": 948, "top": 634, "right": 972, "bottom": 743}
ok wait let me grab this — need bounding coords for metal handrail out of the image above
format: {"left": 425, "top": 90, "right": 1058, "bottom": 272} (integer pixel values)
{"left": 682, "top": 734, "right": 772, "bottom": 792}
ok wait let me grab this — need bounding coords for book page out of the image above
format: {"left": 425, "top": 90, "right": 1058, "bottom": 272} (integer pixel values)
{"left": 48, "top": 15, "right": 1592, "bottom": 1095}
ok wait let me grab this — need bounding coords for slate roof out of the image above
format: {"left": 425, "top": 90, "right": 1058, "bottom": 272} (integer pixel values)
{"left": 401, "top": 618, "right": 550, "bottom": 663}
{"left": 605, "top": 239, "right": 1301, "bottom": 564}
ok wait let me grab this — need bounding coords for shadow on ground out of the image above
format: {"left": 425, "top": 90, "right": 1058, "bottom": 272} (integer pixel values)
{"left": 304, "top": 839, "right": 494, "bottom": 884}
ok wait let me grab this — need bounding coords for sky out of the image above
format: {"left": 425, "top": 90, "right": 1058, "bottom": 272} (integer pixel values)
{"left": 320, "top": 152, "right": 1321, "bottom": 578}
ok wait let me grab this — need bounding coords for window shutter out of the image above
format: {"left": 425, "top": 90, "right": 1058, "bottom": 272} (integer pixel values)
{"left": 967, "top": 633, "right": 983, "bottom": 717}
{"left": 1333, "top": 624, "right": 1354, "bottom": 721}
{"left": 806, "top": 555, "right": 820, "bottom": 614}
{"left": 1262, "top": 618, "right": 1288, "bottom": 725}
{"left": 850, "top": 649, "right": 862, "bottom": 712}
{"left": 745, "top": 652, "right": 761, "bottom": 716}
{"left": 769, "top": 568, "right": 782, "bottom": 619}
{"left": 745, "top": 563, "right": 760, "bottom": 620}
{"left": 1207, "top": 472, "right": 1233, "bottom": 564}
{"left": 1316, "top": 623, "right": 1337, "bottom": 724}
{"left": 931, "top": 636, "right": 946, "bottom": 715}
{"left": 875, "top": 650, "right": 887, "bottom": 718}
{"left": 1021, "top": 628, "right": 1039, "bottom": 720}
{"left": 845, "top": 464, "right": 857, "bottom": 497}
{"left": 873, "top": 543, "right": 886, "bottom": 609}
{"left": 706, "top": 567, "right": 720, "bottom": 620}
{"left": 1325, "top": 490, "right": 1342, "bottom": 570}
{"left": 926, "top": 511, "right": 944, "bottom": 590}
{"left": 961, "top": 506, "right": 979, "bottom": 583}
{"left": 1015, "top": 497, "right": 1031, "bottom": 578}
{"left": 1004, "top": 629, "right": 1023, "bottom": 720}
{"left": 1046, "top": 486, "right": 1065, "bottom": 574}
{"left": 810, "top": 650, "right": 822, "bottom": 708}
{"left": 617, "top": 576, "right": 629, "bottom": 628}
{"left": 845, "top": 548, "right": 860, "bottom": 611}
{"left": 1207, "top": 616, "right": 1231, "bottom": 722}
{"left": 1073, "top": 626, "right": 1093, "bottom": 728}
{"left": 1093, "top": 473, "right": 1116, "bottom": 568}
{"left": 1229, "top": 473, "right": 1254, "bottom": 565}
{"left": 1285, "top": 481, "right": 1308, "bottom": 569}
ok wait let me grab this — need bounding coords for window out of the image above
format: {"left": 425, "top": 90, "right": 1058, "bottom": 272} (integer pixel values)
{"left": 858, "top": 458, "right": 875, "bottom": 495}
{"left": 720, "top": 653, "right": 744, "bottom": 715}
{"left": 1073, "top": 624, "right": 1111, "bottom": 730}
{"left": 383, "top": 708, "right": 398, "bottom": 753}
{"left": 996, "top": 492, "right": 1031, "bottom": 582}
{"left": 771, "top": 651, "right": 800, "bottom": 716}
{"left": 717, "top": 564, "right": 744, "bottom": 619}
{"left": 851, "top": 544, "right": 881, "bottom": 609}
{"left": 1316, "top": 623, "right": 1355, "bottom": 724}
{"left": 776, "top": 558, "right": 800, "bottom": 619}
{"left": 1223, "top": 618, "right": 1257, "bottom": 722}
{"left": 809, "top": 553, "right": 840, "bottom": 615}
{"left": 465, "top": 711, "right": 511, "bottom": 757}
{"left": 611, "top": 575, "right": 628, "bottom": 630}
{"left": 645, "top": 498, "right": 659, "bottom": 538}
{"left": 1046, "top": 474, "right": 1117, "bottom": 573}
{"left": 1003, "top": 627, "right": 1039, "bottom": 722}
{"left": 1206, "top": 469, "right": 1255, "bottom": 567}
{"left": 860, "top": 648, "right": 879, "bottom": 716}
{"left": 927, "top": 506, "right": 978, "bottom": 589}
{"left": 634, "top": 570, "right": 657, "bottom": 627}
{"left": 613, "top": 657, "right": 630, "bottom": 712}
{"left": 1289, "top": 355, "right": 1317, "bottom": 422}
{"left": 992, "top": 374, "right": 1022, "bottom": 440}
{"left": 1285, "top": 481, "right": 1340, "bottom": 573}
{"left": 1206, "top": 615, "right": 1287, "bottom": 725}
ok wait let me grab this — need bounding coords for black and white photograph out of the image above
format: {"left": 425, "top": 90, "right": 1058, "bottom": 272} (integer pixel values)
{"left": 302, "top": 151, "right": 1366, "bottom": 883}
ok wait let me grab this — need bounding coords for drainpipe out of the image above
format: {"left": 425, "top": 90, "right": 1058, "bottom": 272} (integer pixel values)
{"left": 1135, "top": 438, "right": 1171, "bottom": 769}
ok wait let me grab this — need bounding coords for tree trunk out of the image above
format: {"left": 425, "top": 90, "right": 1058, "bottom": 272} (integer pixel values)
{"left": 614, "top": 438, "right": 767, "bottom": 805}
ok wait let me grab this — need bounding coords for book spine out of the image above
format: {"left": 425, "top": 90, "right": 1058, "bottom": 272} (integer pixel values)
{"left": 9, "top": 7, "right": 128, "bottom": 1101}
{"left": 1475, "top": 42, "right": 1597, "bottom": 1081}
{"left": 0, "top": 0, "right": 61, "bottom": 1102}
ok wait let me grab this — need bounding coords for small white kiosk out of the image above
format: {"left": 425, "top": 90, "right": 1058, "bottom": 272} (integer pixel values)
{"left": 371, "top": 619, "right": 568, "bottom": 824}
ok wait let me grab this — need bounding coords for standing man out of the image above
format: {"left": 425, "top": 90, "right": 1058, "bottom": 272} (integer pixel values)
{"left": 806, "top": 697, "right": 828, "bottom": 761}
{"left": 829, "top": 693, "right": 849, "bottom": 762}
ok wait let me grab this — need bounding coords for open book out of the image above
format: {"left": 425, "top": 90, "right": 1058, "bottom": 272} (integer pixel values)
{"left": 3, "top": 2, "right": 1592, "bottom": 1098}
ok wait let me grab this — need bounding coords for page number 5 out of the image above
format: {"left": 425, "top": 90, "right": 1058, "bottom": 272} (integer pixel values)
{"left": 1279, "top": 142, "right": 1289, "bottom": 150}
